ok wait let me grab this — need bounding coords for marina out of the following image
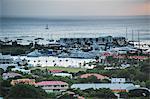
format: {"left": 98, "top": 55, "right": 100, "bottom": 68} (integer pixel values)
{"left": 0, "top": 2, "right": 150, "bottom": 98}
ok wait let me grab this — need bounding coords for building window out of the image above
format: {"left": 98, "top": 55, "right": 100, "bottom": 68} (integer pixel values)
{"left": 102, "top": 38, "right": 105, "bottom": 42}
{"left": 83, "top": 38, "right": 86, "bottom": 41}
{"left": 54, "top": 85, "right": 57, "bottom": 87}
{"left": 96, "top": 38, "right": 98, "bottom": 42}
{"left": 90, "top": 38, "right": 92, "bottom": 41}
{"left": 61, "top": 85, "right": 65, "bottom": 87}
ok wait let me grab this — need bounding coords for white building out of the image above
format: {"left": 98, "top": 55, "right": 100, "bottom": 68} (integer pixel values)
{"left": 36, "top": 81, "right": 69, "bottom": 93}
{"left": 27, "top": 50, "right": 42, "bottom": 57}
{"left": 0, "top": 53, "right": 18, "bottom": 71}
{"left": 129, "top": 41, "right": 150, "bottom": 50}
{"left": 111, "top": 78, "right": 126, "bottom": 83}
{"left": 71, "top": 83, "right": 134, "bottom": 92}
{"left": 12, "top": 56, "right": 94, "bottom": 68}
{"left": 52, "top": 73, "right": 73, "bottom": 78}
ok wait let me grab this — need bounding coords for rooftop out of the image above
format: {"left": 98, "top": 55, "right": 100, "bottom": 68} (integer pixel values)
{"left": 36, "top": 81, "right": 68, "bottom": 86}
{"left": 71, "top": 83, "right": 135, "bottom": 90}
{"left": 2, "top": 72, "right": 22, "bottom": 77}
{"left": 80, "top": 73, "right": 108, "bottom": 80}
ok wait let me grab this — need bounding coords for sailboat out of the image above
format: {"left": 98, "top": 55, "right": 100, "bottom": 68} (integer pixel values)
{"left": 45, "top": 24, "right": 49, "bottom": 30}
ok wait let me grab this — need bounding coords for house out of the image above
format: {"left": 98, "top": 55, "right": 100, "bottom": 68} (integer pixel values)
{"left": 11, "top": 79, "right": 36, "bottom": 85}
{"left": 36, "top": 81, "right": 69, "bottom": 93}
{"left": 49, "top": 70, "right": 64, "bottom": 74}
{"left": 71, "top": 83, "right": 135, "bottom": 92}
{"left": 60, "top": 36, "right": 113, "bottom": 45}
{"left": 11, "top": 68, "right": 31, "bottom": 74}
{"left": 111, "top": 78, "right": 126, "bottom": 83}
{"left": 80, "top": 73, "right": 109, "bottom": 80}
{"left": 2, "top": 72, "right": 22, "bottom": 80}
{"left": 53, "top": 73, "right": 73, "bottom": 78}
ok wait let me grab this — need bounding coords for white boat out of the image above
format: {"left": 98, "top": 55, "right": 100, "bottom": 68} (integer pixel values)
{"left": 27, "top": 50, "right": 42, "bottom": 57}
{"left": 69, "top": 49, "right": 96, "bottom": 59}
{"left": 58, "top": 52, "right": 69, "bottom": 58}
{"left": 129, "top": 41, "right": 150, "bottom": 50}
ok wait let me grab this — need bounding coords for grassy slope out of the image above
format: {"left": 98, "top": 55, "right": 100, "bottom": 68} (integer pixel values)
{"left": 30, "top": 66, "right": 86, "bottom": 73}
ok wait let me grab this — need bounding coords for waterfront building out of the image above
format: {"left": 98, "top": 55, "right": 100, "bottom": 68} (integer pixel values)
{"left": 113, "top": 37, "right": 126, "bottom": 46}
{"left": 129, "top": 41, "right": 150, "bottom": 50}
{"left": 0, "top": 53, "right": 18, "bottom": 71}
{"left": 60, "top": 36, "right": 113, "bottom": 46}
{"left": 36, "top": 81, "right": 69, "bottom": 93}
{"left": 60, "top": 36, "right": 126, "bottom": 46}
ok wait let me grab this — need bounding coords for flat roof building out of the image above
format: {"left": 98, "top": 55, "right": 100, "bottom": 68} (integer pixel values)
{"left": 36, "top": 81, "right": 69, "bottom": 93}
{"left": 71, "top": 83, "right": 135, "bottom": 92}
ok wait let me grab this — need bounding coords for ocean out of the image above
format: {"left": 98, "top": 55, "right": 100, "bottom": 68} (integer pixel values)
{"left": 0, "top": 16, "right": 150, "bottom": 41}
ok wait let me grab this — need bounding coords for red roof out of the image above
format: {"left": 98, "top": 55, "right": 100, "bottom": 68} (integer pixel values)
{"left": 49, "top": 70, "right": 64, "bottom": 73}
{"left": 129, "top": 56, "right": 147, "bottom": 60}
{"left": 80, "top": 73, "right": 108, "bottom": 80}
{"left": 36, "top": 81, "right": 68, "bottom": 86}
{"left": 101, "top": 52, "right": 112, "bottom": 56}
{"left": 113, "top": 55, "right": 148, "bottom": 60}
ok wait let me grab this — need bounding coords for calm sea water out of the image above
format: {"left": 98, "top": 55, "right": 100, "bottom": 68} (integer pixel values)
{"left": 0, "top": 16, "right": 150, "bottom": 41}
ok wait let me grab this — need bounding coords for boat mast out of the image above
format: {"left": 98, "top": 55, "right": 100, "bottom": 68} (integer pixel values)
{"left": 45, "top": 24, "right": 49, "bottom": 30}
{"left": 132, "top": 30, "right": 134, "bottom": 42}
{"left": 138, "top": 30, "right": 140, "bottom": 49}
{"left": 126, "top": 27, "right": 128, "bottom": 40}
{"left": 138, "top": 30, "right": 140, "bottom": 66}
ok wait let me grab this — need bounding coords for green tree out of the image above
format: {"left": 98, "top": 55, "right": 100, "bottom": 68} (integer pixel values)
{"left": 6, "top": 84, "right": 47, "bottom": 99}
{"left": 145, "top": 80, "right": 150, "bottom": 89}
{"left": 0, "top": 68, "right": 4, "bottom": 75}
{"left": 77, "top": 88, "right": 117, "bottom": 98}
{"left": 0, "top": 80, "right": 12, "bottom": 97}
{"left": 6, "top": 66, "right": 15, "bottom": 72}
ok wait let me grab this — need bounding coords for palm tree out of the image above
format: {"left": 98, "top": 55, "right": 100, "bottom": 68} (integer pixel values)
{"left": 46, "top": 60, "right": 48, "bottom": 66}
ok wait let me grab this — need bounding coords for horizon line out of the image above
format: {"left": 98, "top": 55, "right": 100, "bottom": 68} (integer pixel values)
{"left": 1, "top": 15, "right": 150, "bottom": 19}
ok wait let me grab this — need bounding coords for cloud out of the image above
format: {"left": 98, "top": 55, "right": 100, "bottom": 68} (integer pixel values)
{"left": 1, "top": 0, "right": 150, "bottom": 18}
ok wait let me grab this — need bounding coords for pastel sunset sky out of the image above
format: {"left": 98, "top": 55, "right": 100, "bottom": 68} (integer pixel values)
{"left": 0, "top": 0, "right": 149, "bottom": 18}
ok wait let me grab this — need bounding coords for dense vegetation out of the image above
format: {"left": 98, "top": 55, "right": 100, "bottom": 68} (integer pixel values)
{"left": 0, "top": 54, "right": 149, "bottom": 98}
{"left": 86, "top": 58, "right": 150, "bottom": 88}
{"left": 70, "top": 88, "right": 117, "bottom": 98}
{"left": 6, "top": 84, "right": 47, "bottom": 99}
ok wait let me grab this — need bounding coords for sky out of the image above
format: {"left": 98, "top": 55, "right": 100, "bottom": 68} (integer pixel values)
{"left": 0, "top": 0, "right": 150, "bottom": 18}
